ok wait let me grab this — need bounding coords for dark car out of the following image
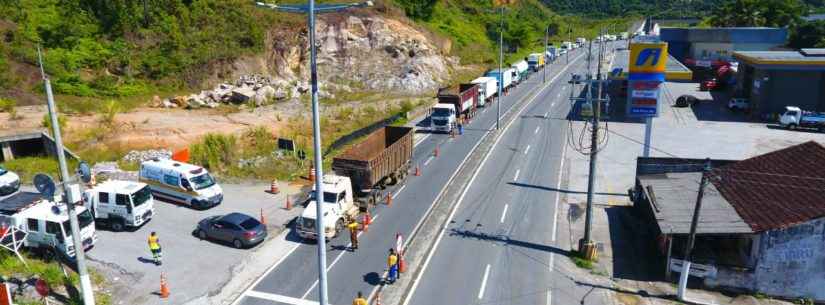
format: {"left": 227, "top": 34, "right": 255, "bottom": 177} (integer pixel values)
{"left": 196, "top": 213, "right": 267, "bottom": 248}
{"left": 675, "top": 95, "right": 698, "bottom": 108}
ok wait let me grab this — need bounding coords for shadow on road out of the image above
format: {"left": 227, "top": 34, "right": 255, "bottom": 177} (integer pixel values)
{"left": 447, "top": 228, "right": 570, "bottom": 257}
{"left": 363, "top": 272, "right": 382, "bottom": 286}
{"left": 507, "top": 182, "right": 629, "bottom": 197}
{"left": 573, "top": 279, "right": 676, "bottom": 302}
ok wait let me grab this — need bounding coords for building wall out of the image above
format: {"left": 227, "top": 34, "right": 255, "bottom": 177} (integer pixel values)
{"left": 705, "top": 218, "right": 825, "bottom": 301}
{"left": 690, "top": 43, "right": 785, "bottom": 62}
{"left": 765, "top": 70, "right": 824, "bottom": 115}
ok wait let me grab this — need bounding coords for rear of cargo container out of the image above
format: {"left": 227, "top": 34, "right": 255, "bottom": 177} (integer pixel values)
{"left": 332, "top": 126, "right": 414, "bottom": 195}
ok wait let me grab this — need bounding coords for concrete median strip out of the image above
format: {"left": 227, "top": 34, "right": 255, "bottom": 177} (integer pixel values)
{"left": 377, "top": 53, "right": 585, "bottom": 305}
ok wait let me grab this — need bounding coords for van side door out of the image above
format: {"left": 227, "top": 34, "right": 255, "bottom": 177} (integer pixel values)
{"left": 115, "top": 193, "right": 132, "bottom": 218}
{"left": 97, "top": 192, "right": 112, "bottom": 218}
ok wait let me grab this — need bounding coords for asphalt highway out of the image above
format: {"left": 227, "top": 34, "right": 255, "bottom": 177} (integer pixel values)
{"left": 233, "top": 45, "right": 593, "bottom": 305}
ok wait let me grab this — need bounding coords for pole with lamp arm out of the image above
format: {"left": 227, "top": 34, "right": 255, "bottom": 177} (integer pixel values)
{"left": 254, "top": 2, "right": 373, "bottom": 305}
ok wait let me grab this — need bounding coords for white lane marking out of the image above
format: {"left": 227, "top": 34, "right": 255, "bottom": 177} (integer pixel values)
{"left": 547, "top": 290, "right": 552, "bottom": 305}
{"left": 478, "top": 264, "right": 491, "bottom": 299}
{"left": 562, "top": 85, "right": 567, "bottom": 90}
{"left": 556, "top": 92, "right": 561, "bottom": 98}
{"left": 514, "top": 169, "right": 520, "bottom": 181}
{"left": 393, "top": 186, "right": 406, "bottom": 199}
{"left": 414, "top": 133, "right": 431, "bottom": 147}
{"left": 535, "top": 127, "right": 540, "bottom": 134}
{"left": 247, "top": 291, "right": 323, "bottom": 305}
{"left": 549, "top": 253, "right": 555, "bottom": 271}
{"left": 424, "top": 156, "right": 434, "bottom": 166}
{"left": 524, "top": 145, "right": 531, "bottom": 155}
{"left": 232, "top": 232, "right": 301, "bottom": 305}
{"left": 551, "top": 147, "right": 566, "bottom": 242}
{"left": 544, "top": 110, "right": 549, "bottom": 117}
{"left": 401, "top": 51, "right": 586, "bottom": 305}
{"left": 500, "top": 204, "right": 509, "bottom": 223}
{"left": 302, "top": 215, "right": 379, "bottom": 299}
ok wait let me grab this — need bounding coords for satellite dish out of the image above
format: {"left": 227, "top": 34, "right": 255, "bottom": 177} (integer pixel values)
{"left": 77, "top": 161, "right": 92, "bottom": 183}
{"left": 51, "top": 205, "right": 61, "bottom": 215}
{"left": 33, "top": 174, "right": 56, "bottom": 198}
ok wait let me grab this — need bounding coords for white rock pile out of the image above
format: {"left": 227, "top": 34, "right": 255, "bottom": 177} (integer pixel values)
{"left": 121, "top": 149, "right": 172, "bottom": 163}
{"left": 153, "top": 74, "right": 287, "bottom": 109}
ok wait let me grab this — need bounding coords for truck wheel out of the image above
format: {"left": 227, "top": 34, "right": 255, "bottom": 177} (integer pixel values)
{"left": 789, "top": 124, "right": 797, "bottom": 130}
{"left": 111, "top": 220, "right": 125, "bottom": 232}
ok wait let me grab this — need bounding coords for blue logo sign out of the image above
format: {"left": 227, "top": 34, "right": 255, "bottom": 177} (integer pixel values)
{"left": 635, "top": 48, "right": 662, "bottom": 67}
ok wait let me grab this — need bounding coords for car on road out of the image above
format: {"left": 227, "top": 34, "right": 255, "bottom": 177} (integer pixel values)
{"left": 0, "top": 166, "right": 20, "bottom": 196}
{"left": 675, "top": 95, "right": 698, "bottom": 108}
{"left": 727, "top": 98, "right": 749, "bottom": 111}
{"left": 196, "top": 212, "right": 267, "bottom": 248}
{"left": 700, "top": 78, "right": 718, "bottom": 91}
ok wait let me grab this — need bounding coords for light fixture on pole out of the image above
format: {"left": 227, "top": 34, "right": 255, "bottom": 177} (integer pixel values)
{"left": 253, "top": 2, "right": 372, "bottom": 305}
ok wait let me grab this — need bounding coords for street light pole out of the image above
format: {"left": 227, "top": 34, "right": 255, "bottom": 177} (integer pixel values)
{"left": 497, "top": 6, "right": 504, "bottom": 130}
{"left": 543, "top": 25, "right": 549, "bottom": 83}
{"left": 37, "top": 48, "right": 95, "bottom": 305}
{"left": 254, "top": 2, "right": 372, "bottom": 304}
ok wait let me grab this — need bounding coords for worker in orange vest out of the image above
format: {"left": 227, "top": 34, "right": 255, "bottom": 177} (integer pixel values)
{"left": 352, "top": 291, "right": 368, "bottom": 305}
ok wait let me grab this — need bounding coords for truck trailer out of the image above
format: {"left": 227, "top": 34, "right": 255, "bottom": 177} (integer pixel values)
{"left": 486, "top": 68, "right": 514, "bottom": 93}
{"left": 511, "top": 60, "right": 530, "bottom": 83}
{"left": 527, "top": 54, "right": 545, "bottom": 72}
{"left": 471, "top": 76, "right": 498, "bottom": 107}
{"left": 297, "top": 126, "right": 414, "bottom": 240}
{"left": 432, "top": 83, "right": 479, "bottom": 132}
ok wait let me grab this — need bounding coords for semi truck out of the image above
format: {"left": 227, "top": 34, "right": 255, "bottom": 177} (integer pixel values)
{"left": 432, "top": 84, "right": 479, "bottom": 132}
{"left": 0, "top": 191, "right": 98, "bottom": 258}
{"left": 83, "top": 180, "right": 155, "bottom": 231}
{"left": 511, "top": 60, "right": 530, "bottom": 83}
{"left": 780, "top": 106, "right": 825, "bottom": 131}
{"left": 527, "top": 53, "right": 545, "bottom": 72}
{"left": 546, "top": 46, "right": 557, "bottom": 62}
{"left": 486, "top": 68, "right": 514, "bottom": 93}
{"left": 471, "top": 76, "right": 497, "bottom": 107}
{"left": 576, "top": 37, "right": 586, "bottom": 46}
{"left": 296, "top": 126, "right": 414, "bottom": 240}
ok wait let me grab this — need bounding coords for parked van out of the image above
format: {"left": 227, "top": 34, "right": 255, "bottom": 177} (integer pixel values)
{"left": 83, "top": 180, "right": 155, "bottom": 231}
{"left": 0, "top": 191, "right": 97, "bottom": 258}
{"left": 139, "top": 159, "right": 223, "bottom": 209}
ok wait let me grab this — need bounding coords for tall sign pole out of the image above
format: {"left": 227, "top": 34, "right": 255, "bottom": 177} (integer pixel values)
{"left": 627, "top": 42, "right": 668, "bottom": 156}
{"left": 496, "top": 6, "right": 504, "bottom": 130}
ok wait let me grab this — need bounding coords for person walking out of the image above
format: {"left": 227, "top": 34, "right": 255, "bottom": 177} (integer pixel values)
{"left": 352, "top": 291, "right": 368, "bottom": 305}
{"left": 387, "top": 248, "right": 398, "bottom": 284}
{"left": 148, "top": 231, "right": 162, "bottom": 266}
{"left": 348, "top": 220, "right": 360, "bottom": 251}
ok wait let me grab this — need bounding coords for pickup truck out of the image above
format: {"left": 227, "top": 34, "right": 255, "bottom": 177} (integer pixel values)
{"left": 780, "top": 106, "right": 825, "bottom": 132}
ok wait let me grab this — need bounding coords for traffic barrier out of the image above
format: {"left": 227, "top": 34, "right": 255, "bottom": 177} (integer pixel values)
{"left": 363, "top": 212, "right": 371, "bottom": 233}
{"left": 434, "top": 146, "right": 440, "bottom": 157}
{"left": 269, "top": 180, "right": 279, "bottom": 194}
{"left": 260, "top": 208, "right": 266, "bottom": 225}
{"left": 399, "top": 254, "right": 407, "bottom": 273}
{"left": 414, "top": 165, "right": 421, "bottom": 176}
{"left": 308, "top": 167, "right": 316, "bottom": 182}
{"left": 386, "top": 192, "right": 392, "bottom": 206}
{"left": 374, "top": 293, "right": 382, "bottom": 305}
{"left": 160, "top": 273, "right": 170, "bottom": 298}
{"left": 285, "top": 196, "right": 292, "bottom": 211}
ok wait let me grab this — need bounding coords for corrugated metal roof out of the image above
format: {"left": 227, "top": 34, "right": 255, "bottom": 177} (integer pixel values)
{"left": 639, "top": 172, "right": 754, "bottom": 235}
{"left": 712, "top": 141, "right": 825, "bottom": 232}
{"left": 801, "top": 48, "right": 825, "bottom": 57}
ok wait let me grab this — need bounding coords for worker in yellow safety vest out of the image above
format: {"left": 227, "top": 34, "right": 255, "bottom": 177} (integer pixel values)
{"left": 148, "top": 232, "right": 162, "bottom": 266}
{"left": 387, "top": 248, "right": 398, "bottom": 284}
{"left": 352, "top": 291, "right": 368, "bottom": 305}
{"left": 348, "top": 221, "right": 360, "bottom": 251}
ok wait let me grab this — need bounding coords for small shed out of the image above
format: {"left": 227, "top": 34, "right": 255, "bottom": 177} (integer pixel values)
{"left": 0, "top": 129, "right": 78, "bottom": 162}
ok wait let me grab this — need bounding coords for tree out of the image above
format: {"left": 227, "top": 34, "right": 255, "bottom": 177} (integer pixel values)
{"left": 789, "top": 20, "right": 825, "bottom": 48}
{"left": 398, "top": 0, "right": 438, "bottom": 20}
{"left": 710, "top": 0, "right": 805, "bottom": 28}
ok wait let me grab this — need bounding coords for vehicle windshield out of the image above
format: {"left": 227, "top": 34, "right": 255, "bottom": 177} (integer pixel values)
{"left": 310, "top": 191, "right": 341, "bottom": 203}
{"left": 63, "top": 209, "right": 95, "bottom": 237}
{"left": 189, "top": 173, "right": 216, "bottom": 190}
{"left": 787, "top": 111, "right": 799, "bottom": 116}
{"left": 433, "top": 108, "right": 452, "bottom": 117}
{"left": 131, "top": 186, "right": 152, "bottom": 207}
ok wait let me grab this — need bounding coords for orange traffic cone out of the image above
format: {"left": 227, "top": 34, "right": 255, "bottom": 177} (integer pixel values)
{"left": 285, "top": 196, "right": 292, "bottom": 210}
{"left": 270, "top": 180, "right": 279, "bottom": 194}
{"left": 415, "top": 165, "right": 421, "bottom": 176}
{"left": 399, "top": 254, "right": 407, "bottom": 273}
{"left": 260, "top": 208, "right": 266, "bottom": 225}
{"left": 374, "top": 294, "right": 382, "bottom": 305}
{"left": 309, "top": 166, "right": 316, "bottom": 182}
{"left": 386, "top": 193, "right": 392, "bottom": 206}
{"left": 434, "top": 146, "right": 440, "bottom": 157}
{"left": 363, "top": 212, "right": 371, "bottom": 233}
{"left": 160, "top": 273, "right": 170, "bottom": 298}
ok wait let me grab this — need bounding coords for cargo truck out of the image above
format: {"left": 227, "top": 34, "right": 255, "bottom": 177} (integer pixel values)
{"left": 511, "top": 60, "right": 530, "bottom": 82}
{"left": 0, "top": 191, "right": 98, "bottom": 258}
{"left": 432, "top": 84, "right": 479, "bottom": 132}
{"left": 471, "top": 76, "right": 497, "bottom": 107}
{"left": 780, "top": 106, "right": 825, "bottom": 131}
{"left": 296, "top": 126, "right": 414, "bottom": 240}
{"left": 486, "top": 68, "right": 514, "bottom": 93}
{"left": 576, "top": 37, "right": 586, "bottom": 46}
{"left": 83, "top": 180, "right": 155, "bottom": 231}
{"left": 527, "top": 54, "right": 545, "bottom": 72}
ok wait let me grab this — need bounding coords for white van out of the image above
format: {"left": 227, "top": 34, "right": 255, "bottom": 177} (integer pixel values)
{"left": 83, "top": 180, "right": 155, "bottom": 231}
{"left": 0, "top": 166, "right": 20, "bottom": 196}
{"left": 138, "top": 159, "right": 223, "bottom": 209}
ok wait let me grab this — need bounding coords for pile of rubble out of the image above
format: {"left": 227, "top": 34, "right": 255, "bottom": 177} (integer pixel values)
{"left": 121, "top": 149, "right": 172, "bottom": 163}
{"left": 153, "top": 74, "right": 288, "bottom": 109}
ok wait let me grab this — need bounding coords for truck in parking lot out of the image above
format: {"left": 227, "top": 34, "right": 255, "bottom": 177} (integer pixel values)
{"left": 139, "top": 158, "right": 223, "bottom": 209}
{"left": 297, "top": 126, "right": 414, "bottom": 240}
{"left": 0, "top": 191, "right": 97, "bottom": 258}
{"left": 780, "top": 106, "right": 825, "bottom": 131}
{"left": 83, "top": 180, "right": 155, "bottom": 231}
{"left": 471, "top": 76, "right": 497, "bottom": 107}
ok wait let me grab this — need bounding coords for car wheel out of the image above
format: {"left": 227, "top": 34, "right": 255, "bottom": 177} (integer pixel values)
{"left": 111, "top": 221, "right": 125, "bottom": 232}
{"left": 198, "top": 229, "right": 207, "bottom": 240}
{"left": 233, "top": 239, "right": 244, "bottom": 249}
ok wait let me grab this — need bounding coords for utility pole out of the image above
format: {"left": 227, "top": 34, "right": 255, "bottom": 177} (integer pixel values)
{"left": 254, "top": 2, "right": 372, "bottom": 304}
{"left": 543, "top": 24, "right": 549, "bottom": 83}
{"left": 566, "top": 27, "right": 572, "bottom": 65}
{"left": 37, "top": 48, "right": 95, "bottom": 305}
{"left": 678, "top": 158, "right": 712, "bottom": 301}
{"left": 496, "top": 6, "right": 504, "bottom": 130}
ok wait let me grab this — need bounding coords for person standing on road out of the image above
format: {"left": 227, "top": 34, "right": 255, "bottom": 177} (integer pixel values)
{"left": 387, "top": 248, "right": 398, "bottom": 284}
{"left": 352, "top": 291, "right": 368, "bottom": 305}
{"left": 348, "top": 220, "right": 360, "bottom": 251}
{"left": 148, "top": 231, "right": 162, "bottom": 266}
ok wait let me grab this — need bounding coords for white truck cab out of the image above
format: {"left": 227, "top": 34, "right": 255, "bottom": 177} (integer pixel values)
{"left": 296, "top": 175, "right": 359, "bottom": 240}
{"left": 83, "top": 180, "right": 155, "bottom": 231}
{"left": 139, "top": 158, "right": 223, "bottom": 209}
{"left": 0, "top": 166, "right": 20, "bottom": 196}
{"left": 430, "top": 104, "right": 457, "bottom": 133}
{"left": 0, "top": 191, "right": 97, "bottom": 258}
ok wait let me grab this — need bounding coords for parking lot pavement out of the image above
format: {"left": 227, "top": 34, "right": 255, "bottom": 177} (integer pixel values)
{"left": 560, "top": 79, "right": 823, "bottom": 305}
{"left": 87, "top": 181, "right": 306, "bottom": 305}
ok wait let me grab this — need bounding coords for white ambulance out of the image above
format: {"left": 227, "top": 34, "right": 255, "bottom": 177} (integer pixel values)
{"left": 139, "top": 158, "right": 223, "bottom": 209}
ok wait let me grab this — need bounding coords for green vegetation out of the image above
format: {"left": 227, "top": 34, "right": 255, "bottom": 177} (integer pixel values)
{"left": 570, "top": 254, "right": 595, "bottom": 270}
{"left": 1, "top": 252, "right": 111, "bottom": 305}
{"left": 541, "top": 0, "right": 824, "bottom": 19}
{"left": 190, "top": 133, "right": 238, "bottom": 172}
{"left": 41, "top": 113, "right": 67, "bottom": 134}
{"left": 790, "top": 20, "right": 825, "bottom": 48}
{"left": 0, "top": 156, "right": 78, "bottom": 184}
{"left": 0, "top": 97, "right": 17, "bottom": 119}
{"left": 709, "top": 0, "right": 807, "bottom": 28}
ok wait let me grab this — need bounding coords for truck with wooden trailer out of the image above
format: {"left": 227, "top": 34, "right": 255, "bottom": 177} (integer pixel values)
{"left": 431, "top": 84, "right": 479, "bottom": 133}
{"left": 296, "top": 126, "right": 414, "bottom": 240}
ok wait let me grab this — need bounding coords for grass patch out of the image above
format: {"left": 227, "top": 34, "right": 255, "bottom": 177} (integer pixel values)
{"left": 1, "top": 156, "right": 78, "bottom": 185}
{"left": 570, "top": 253, "right": 596, "bottom": 270}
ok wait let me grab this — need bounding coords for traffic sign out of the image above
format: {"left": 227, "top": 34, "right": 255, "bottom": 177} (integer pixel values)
{"left": 35, "top": 279, "right": 49, "bottom": 298}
